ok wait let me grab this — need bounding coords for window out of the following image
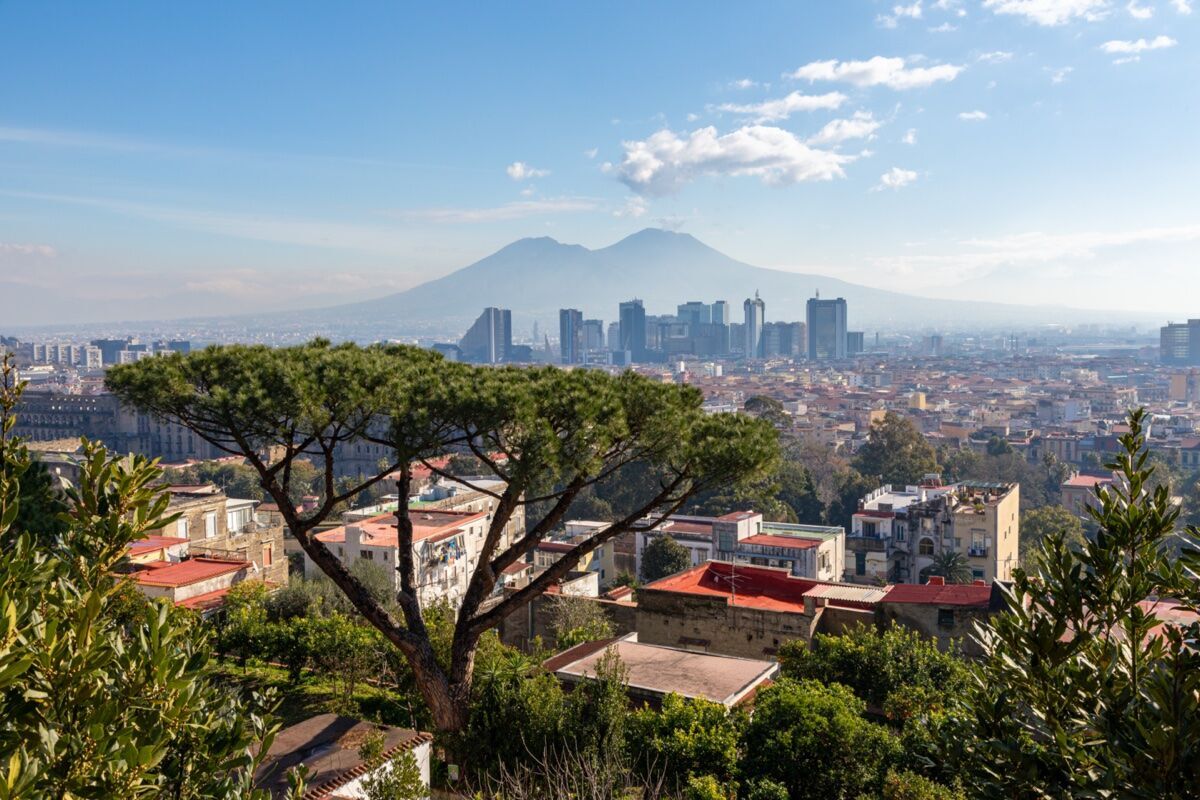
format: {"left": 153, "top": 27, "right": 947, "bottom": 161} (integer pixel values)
{"left": 360, "top": 550, "right": 374, "bottom": 560}
{"left": 895, "top": 527, "right": 905, "bottom": 543}
{"left": 919, "top": 537, "right": 935, "bottom": 556}
{"left": 972, "top": 569, "right": 984, "bottom": 580}
{"left": 862, "top": 521, "right": 877, "bottom": 538}
{"left": 855, "top": 551, "right": 866, "bottom": 575}
{"left": 204, "top": 512, "right": 217, "bottom": 539}
{"left": 937, "top": 608, "right": 956, "bottom": 628}
{"left": 263, "top": 544, "right": 272, "bottom": 566}
{"left": 176, "top": 518, "right": 189, "bottom": 538}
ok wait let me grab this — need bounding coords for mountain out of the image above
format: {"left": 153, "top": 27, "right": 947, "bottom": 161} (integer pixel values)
{"left": 316, "top": 228, "right": 1145, "bottom": 338}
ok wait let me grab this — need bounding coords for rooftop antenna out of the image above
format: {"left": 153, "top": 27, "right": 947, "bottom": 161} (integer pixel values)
{"left": 816, "top": 288, "right": 820, "bottom": 300}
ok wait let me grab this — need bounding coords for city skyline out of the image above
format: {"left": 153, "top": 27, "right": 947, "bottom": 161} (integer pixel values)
{"left": 1, "top": 1, "right": 1198, "bottom": 326}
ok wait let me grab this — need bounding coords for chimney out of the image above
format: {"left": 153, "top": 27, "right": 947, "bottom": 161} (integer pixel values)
{"left": 927, "top": 575, "right": 945, "bottom": 586}
{"left": 346, "top": 525, "right": 362, "bottom": 548}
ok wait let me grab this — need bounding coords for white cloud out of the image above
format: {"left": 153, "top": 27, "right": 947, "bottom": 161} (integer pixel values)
{"left": 878, "top": 1, "right": 923, "bottom": 27}
{"left": 874, "top": 167, "right": 919, "bottom": 190}
{"left": 978, "top": 50, "right": 1014, "bottom": 63}
{"left": 1127, "top": 0, "right": 1154, "bottom": 17}
{"left": 616, "top": 125, "right": 854, "bottom": 195}
{"left": 958, "top": 110, "right": 989, "bottom": 120}
{"left": 1113, "top": 55, "right": 1142, "bottom": 63}
{"left": 902, "top": 128, "right": 918, "bottom": 145}
{"left": 715, "top": 90, "right": 847, "bottom": 122}
{"left": 933, "top": 0, "right": 965, "bottom": 10}
{"left": 1047, "top": 66, "right": 1074, "bottom": 83}
{"left": 506, "top": 161, "right": 550, "bottom": 180}
{"left": 1172, "top": 0, "right": 1193, "bottom": 13}
{"left": 0, "top": 242, "right": 56, "bottom": 257}
{"left": 614, "top": 196, "right": 649, "bottom": 218}
{"left": 1100, "top": 34, "right": 1177, "bottom": 53}
{"left": 583, "top": 147, "right": 599, "bottom": 159}
{"left": 929, "top": 22, "right": 959, "bottom": 31}
{"left": 788, "top": 56, "right": 964, "bottom": 90}
{"left": 806, "top": 112, "right": 882, "bottom": 146}
{"left": 730, "top": 78, "right": 759, "bottom": 90}
{"left": 982, "top": 0, "right": 1110, "bottom": 25}
{"left": 686, "top": 112, "right": 700, "bottom": 122}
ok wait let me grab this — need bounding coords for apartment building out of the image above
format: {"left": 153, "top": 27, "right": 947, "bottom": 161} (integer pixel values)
{"left": 848, "top": 481, "right": 1019, "bottom": 585}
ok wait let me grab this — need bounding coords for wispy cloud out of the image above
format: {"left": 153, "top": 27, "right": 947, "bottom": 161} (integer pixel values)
{"left": 788, "top": 56, "right": 963, "bottom": 90}
{"left": 902, "top": 128, "right": 918, "bottom": 145}
{"left": 397, "top": 197, "right": 599, "bottom": 223}
{"left": 1172, "top": 0, "right": 1193, "bottom": 13}
{"left": 977, "top": 50, "right": 1014, "bottom": 63}
{"left": 0, "top": 241, "right": 56, "bottom": 257}
{"left": 1100, "top": 34, "right": 1177, "bottom": 54}
{"left": 958, "top": 110, "right": 989, "bottom": 120}
{"left": 506, "top": 161, "right": 550, "bottom": 180}
{"left": 715, "top": 91, "right": 847, "bottom": 122}
{"left": 874, "top": 167, "right": 919, "bottom": 190}
{"left": 806, "top": 112, "right": 882, "bottom": 146}
{"left": 878, "top": 1, "right": 923, "bottom": 28}
{"left": 982, "top": 0, "right": 1110, "bottom": 26}
{"left": 1127, "top": 0, "right": 1154, "bottom": 18}
{"left": 1046, "top": 66, "right": 1074, "bottom": 83}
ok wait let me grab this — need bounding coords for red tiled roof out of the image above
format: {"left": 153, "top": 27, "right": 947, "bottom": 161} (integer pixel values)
{"left": 855, "top": 510, "right": 897, "bottom": 519}
{"left": 716, "top": 511, "right": 758, "bottom": 522}
{"left": 537, "top": 541, "right": 576, "bottom": 553}
{"left": 644, "top": 561, "right": 815, "bottom": 613}
{"left": 881, "top": 583, "right": 992, "bottom": 607}
{"left": 1063, "top": 475, "right": 1112, "bottom": 489}
{"left": 663, "top": 521, "right": 714, "bottom": 535}
{"left": 739, "top": 534, "right": 821, "bottom": 550}
{"left": 177, "top": 587, "right": 234, "bottom": 611}
{"left": 315, "top": 509, "right": 485, "bottom": 548}
{"left": 132, "top": 557, "right": 248, "bottom": 588}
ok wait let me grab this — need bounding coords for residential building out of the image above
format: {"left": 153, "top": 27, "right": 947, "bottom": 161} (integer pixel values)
{"left": 1160, "top": 319, "right": 1200, "bottom": 366}
{"left": 806, "top": 295, "right": 848, "bottom": 360}
{"left": 878, "top": 577, "right": 999, "bottom": 655}
{"left": 847, "top": 331, "right": 865, "bottom": 356}
{"left": 121, "top": 534, "right": 256, "bottom": 615}
{"left": 1061, "top": 474, "right": 1112, "bottom": 518}
{"left": 848, "top": 480, "right": 1019, "bottom": 585}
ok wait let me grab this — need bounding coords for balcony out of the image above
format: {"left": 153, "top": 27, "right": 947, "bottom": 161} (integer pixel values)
{"left": 968, "top": 544, "right": 989, "bottom": 558}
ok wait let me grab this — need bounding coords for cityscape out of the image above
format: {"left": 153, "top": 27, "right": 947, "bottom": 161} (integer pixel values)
{"left": 2, "top": 2, "right": 1199, "bottom": 799}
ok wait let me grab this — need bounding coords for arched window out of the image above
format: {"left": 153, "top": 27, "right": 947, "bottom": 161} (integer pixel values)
{"left": 919, "top": 537, "right": 935, "bottom": 556}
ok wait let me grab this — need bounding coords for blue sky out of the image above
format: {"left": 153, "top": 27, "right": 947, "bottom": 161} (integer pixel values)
{"left": 1, "top": 0, "right": 1197, "bottom": 324}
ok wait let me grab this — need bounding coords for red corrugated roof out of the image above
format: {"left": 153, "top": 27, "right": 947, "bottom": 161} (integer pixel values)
{"left": 132, "top": 557, "right": 248, "bottom": 588}
{"left": 128, "top": 536, "right": 190, "bottom": 556}
{"left": 881, "top": 583, "right": 992, "bottom": 607}
{"left": 739, "top": 534, "right": 821, "bottom": 550}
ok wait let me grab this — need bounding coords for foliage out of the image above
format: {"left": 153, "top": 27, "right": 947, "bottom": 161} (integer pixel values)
{"left": 0, "top": 357, "right": 277, "bottom": 799}
{"left": 683, "top": 774, "right": 728, "bottom": 800}
{"left": 547, "top": 594, "right": 614, "bottom": 650}
{"left": 824, "top": 468, "right": 878, "bottom": 533}
{"left": 107, "top": 341, "right": 780, "bottom": 734}
{"left": 777, "top": 623, "right": 968, "bottom": 709}
{"left": 627, "top": 693, "right": 743, "bottom": 790}
{"left": 1018, "top": 505, "right": 1086, "bottom": 567}
{"left": 641, "top": 534, "right": 693, "bottom": 582}
{"left": 950, "top": 409, "right": 1200, "bottom": 797}
{"left": 740, "top": 678, "right": 901, "bottom": 800}
{"left": 852, "top": 412, "right": 939, "bottom": 487}
{"left": 881, "top": 770, "right": 965, "bottom": 800}
{"left": 925, "top": 551, "right": 973, "bottom": 585}
{"left": 357, "top": 735, "right": 427, "bottom": 800}
{"left": 742, "top": 778, "right": 789, "bottom": 800}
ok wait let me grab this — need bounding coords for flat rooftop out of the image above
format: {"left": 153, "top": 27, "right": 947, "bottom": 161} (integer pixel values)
{"left": 545, "top": 634, "right": 777, "bottom": 707}
{"left": 315, "top": 509, "right": 487, "bottom": 548}
{"left": 642, "top": 560, "right": 880, "bottom": 612}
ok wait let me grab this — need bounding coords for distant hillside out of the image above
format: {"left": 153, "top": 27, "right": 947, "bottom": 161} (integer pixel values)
{"left": 315, "top": 228, "right": 1141, "bottom": 338}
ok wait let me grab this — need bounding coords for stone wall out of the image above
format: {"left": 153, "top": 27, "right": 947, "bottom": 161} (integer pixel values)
{"left": 498, "top": 593, "right": 637, "bottom": 651}
{"left": 635, "top": 588, "right": 818, "bottom": 660}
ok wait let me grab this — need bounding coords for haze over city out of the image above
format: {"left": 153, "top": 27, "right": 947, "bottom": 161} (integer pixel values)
{"left": 2, "top": 0, "right": 1198, "bottom": 326}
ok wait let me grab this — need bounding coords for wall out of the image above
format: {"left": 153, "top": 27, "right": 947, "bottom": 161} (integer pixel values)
{"left": 498, "top": 593, "right": 637, "bottom": 651}
{"left": 635, "top": 588, "right": 817, "bottom": 660}
{"left": 878, "top": 602, "right": 987, "bottom": 658}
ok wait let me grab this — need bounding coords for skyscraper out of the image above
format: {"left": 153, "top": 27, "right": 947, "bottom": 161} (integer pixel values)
{"left": 618, "top": 299, "right": 647, "bottom": 361}
{"left": 676, "top": 301, "right": 710, "bottom": 328}
{"left": 559, "top": 308, "right": 584, "bottom": 364}
{"left": 710, "top": 300, "right": 730, "bottom": 326}
{"left": 1161, "top": 320, "right": 1200, "bottom": 366}
{"left": 743, "top": 292, "right": 764, "bottom": 358}
{"left": 582, "top": 319, "right": 605, "bottom": 351}
{"left": 458, "top": 307, "right": 512, "bottom": 364}
{"left": 806, "top": 294, "right": 847, "bottom": 360}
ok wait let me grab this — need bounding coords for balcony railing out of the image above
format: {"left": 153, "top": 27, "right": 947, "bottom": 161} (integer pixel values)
{"left": 968, "top": 544, "right": 989, "bottom": 558}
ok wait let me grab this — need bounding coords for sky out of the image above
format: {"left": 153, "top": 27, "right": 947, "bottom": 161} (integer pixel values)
{"left": 1, "top": 0, "right": 1197, "bottom": 325}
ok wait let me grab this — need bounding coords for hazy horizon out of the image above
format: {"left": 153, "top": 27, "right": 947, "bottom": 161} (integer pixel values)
{"left": 2, "top": 1, "right": 1197, "bottom": 326}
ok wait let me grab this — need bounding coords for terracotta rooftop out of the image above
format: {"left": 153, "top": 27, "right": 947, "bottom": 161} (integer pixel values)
{"left": 127, "top": 536, "right": 190, "bottom": 557}
{"left": 739, "top": 533, "right": 821, "bottom": 550}
{"left": 643, "top": 560, "right": 880, "bottom": 612}
{"left": 881, "top": 582, "right": 993, "bottom": 607}
{"left": 253, "top": 713, "right": 431, "bottom": 800}
{"left": 130, "top": 557, "right": 248, "bottom": 588}
{"left": 1063, "top": 475, "right": 1113, "bottom": 489}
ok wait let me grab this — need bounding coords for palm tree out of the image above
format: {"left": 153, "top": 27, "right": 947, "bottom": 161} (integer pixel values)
{"left": 926, "top": 550, "right": 974, "bottom": 584}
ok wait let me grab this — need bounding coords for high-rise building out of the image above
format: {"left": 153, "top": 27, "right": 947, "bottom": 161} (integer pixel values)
{"left": 458, "top": 307, "right": 512, "bottom": 364}
{"left": 1161, "top": 320, "right": 1200, "bottom": 366}
{"left": 90, "top": 338, "right": 134, "bottom": 367}
{"left": 582, "top": 319, "right": 605, "bottom": 351}
{"left": 761, "top": 322, "right": 805, "bottom": 358}
{"left": 806, "top": 295, "right": 847, "bottom": 360}
{"left": 743, "top": 292, "right": 765, "bottom": 358}
{"left": 847, "top": 331, "right": 865, "bottom": 357}
{"left": 618, "top": 299, "right": 647, "bottom": 362}
{"left": 710, "top": 300, "right": 730, "bottom": 326}
{"left": 559, "top": 308, "right": 584, "bottom": 364}
{"left": 676, "top": 301, "right": 710, "bottom": 328}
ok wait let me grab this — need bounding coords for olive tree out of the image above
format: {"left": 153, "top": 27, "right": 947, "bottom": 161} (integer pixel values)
{"left": 107, "top": 342, "right": 778, "bottom": 736}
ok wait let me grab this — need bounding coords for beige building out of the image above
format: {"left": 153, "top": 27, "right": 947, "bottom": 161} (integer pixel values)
{"left": 148, "top": 485, "right": 288, "bottom": 585}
